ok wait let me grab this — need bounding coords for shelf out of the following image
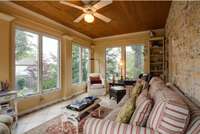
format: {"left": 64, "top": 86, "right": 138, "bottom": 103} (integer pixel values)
{"left": 150, "top": 47, "right": 163, "bottom": 49}
{"left": 150, "top": 70, "right": 163, "bottom": 73}
{"left": 149, "top": 36, "right": 166, "bottom": 80}
{"left": 150, "top": 62, "right": 163, "bottom": 65}
{"left": 149, "top": 36, "right": 164, "bottom": 41}
{"left": 150, "top": 55, "right": 163, "bottom": 57}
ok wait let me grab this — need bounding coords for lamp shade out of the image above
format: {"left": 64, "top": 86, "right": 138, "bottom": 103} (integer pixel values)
{"left": 84, "top": 13, "right": 94, "bottom": 23}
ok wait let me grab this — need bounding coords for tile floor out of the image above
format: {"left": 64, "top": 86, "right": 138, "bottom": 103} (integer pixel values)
{"left": 14, "top": 93, "right": 118, "bottom": 134}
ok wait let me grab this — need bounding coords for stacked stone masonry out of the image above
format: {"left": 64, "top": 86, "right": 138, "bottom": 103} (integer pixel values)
{"left": 165, "top": 1, "right": 200, "bottom": 106}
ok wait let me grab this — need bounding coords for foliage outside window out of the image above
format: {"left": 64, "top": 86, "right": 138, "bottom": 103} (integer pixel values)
{"left": 82, "top": 48, "right": 89, "bottom": 82}
{"left": 42, "top": 36, "right": 60, "bottom": 90}
{"left": 72, "top": 43, "right": 90, "bottom": 84}
{"left": 72, "top": 45, "right": 81, "bottom": 83}
{"left": 126, "top": 45, "right": 144, "bottom": 80}
{"left": 106, "top": 47, "right": 121, "bottom": 80}
{"left": 15, "top": 28, "right": 60, "bottom": 97}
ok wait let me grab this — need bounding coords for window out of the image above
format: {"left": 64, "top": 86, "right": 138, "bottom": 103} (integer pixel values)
{"left": 72, "top": 45, "right": 81, "bottom": 83}
{"left": 15, "top": 29, "right": 39, "bottom": 96}
{"left": 126, "top": 45, "right": 144, "bottom": 80}
{"left": 42, "top": 36, "right": 60, "bottom": 90}
{"left": 82, "top": 48, "right": 89, "bottom": 82}
{"left": 15, "top": 28, "right": 60, "bottom": 97}
{"left": 72, "top": 43, "right": 90, "bottom": 84}
{"left": 106, "top": 47, "right": 121, "bottom": 80}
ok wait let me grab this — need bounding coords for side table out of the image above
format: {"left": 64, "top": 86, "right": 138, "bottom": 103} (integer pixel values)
{"left": 109, "top": 86, "right": 126, "bottom": 103}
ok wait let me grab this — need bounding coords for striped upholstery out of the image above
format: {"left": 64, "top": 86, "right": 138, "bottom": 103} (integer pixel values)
{"left": 147, "top": 89, "right": 190, "bottom": 134}
{"left": 130, "top": 89, "right": 153, "bottom": 127}
{"left": 166, "top": 83, "right": 200, "bottom": 134}
{"left": 83, "top": 117, "right": 160, "bottom": 134}
{"left": 185, "top": 102, "right": 200, "bottom": 134}
{"left": 185, "top": 100, "right": 200, "bottom": 134}
{"left": 187, "top": 116, "right": 200, "bottom": 134}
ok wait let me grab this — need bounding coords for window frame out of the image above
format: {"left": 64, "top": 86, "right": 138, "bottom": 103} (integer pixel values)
{"left": 14, "top": 26, "right": 61, "bottom": 98}
{"left": 105, "top": 46, "right": 122, "bottom": 81}
{"left": 72, "top": 42, "right": 90, "bottom": 85}
{"left": 125, "top": 44, "right": 145, "bottom": 80}
{"left": 105, "top": 44, "right": 145, "bottom": 81}
{"left": 81, "top": 47, "right": 90, "bottom": 82}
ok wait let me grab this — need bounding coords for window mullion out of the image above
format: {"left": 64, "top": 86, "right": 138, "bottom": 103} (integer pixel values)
{"left": 80, "top": 47, "right": 82, "bottom": 83}
{"left": 38, "top": 35, "right": 43, "bottom": 94}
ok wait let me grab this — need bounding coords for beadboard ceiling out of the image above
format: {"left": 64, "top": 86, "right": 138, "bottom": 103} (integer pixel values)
{"left": 14, "top": 1, "right": 171, "bottom": 38}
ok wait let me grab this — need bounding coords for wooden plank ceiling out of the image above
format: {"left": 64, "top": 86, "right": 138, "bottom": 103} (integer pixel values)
{"left": 14, "top": 1, "right": 171, "bottom": 38}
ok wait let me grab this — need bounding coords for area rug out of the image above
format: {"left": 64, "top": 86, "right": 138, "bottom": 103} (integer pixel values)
{"left": 25, "top": 106, "right": 112, "bottom": 134}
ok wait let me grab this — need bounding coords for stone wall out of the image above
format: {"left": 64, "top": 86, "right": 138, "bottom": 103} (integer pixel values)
{"left": 165, "top": 1, "right": 200, "bottom": 105}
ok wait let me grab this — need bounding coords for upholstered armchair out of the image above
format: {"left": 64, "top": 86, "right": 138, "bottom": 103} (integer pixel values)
{"left": 87, "top": 73, "right": 106, "bottom": 96}
{"left": 0, "top": 114, "right": 13, "bottom": 134}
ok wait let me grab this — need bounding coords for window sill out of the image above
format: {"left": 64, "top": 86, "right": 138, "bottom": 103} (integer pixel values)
{"left": 72, "top": 82, "right": 87, "bottom": 86}
{"left": 17, "top": 88, "right": 61, "bottom": 101}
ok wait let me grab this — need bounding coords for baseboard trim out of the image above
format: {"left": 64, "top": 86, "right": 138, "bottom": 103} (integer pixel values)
{"left": 18, "top": 98, "right": 63, "bottom": 116}
{"left": 63, "top": 90, "right": 85, "bottom": 101}
{"left": 18, "top": 90, "right": 86, "bottom": 116}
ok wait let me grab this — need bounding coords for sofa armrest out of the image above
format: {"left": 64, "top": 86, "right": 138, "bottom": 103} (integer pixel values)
{"left": 83, "top": 118, "right": 160, "bottom": 134}
{"left": 0, "top": 122, "right": 10, "bottom": 134}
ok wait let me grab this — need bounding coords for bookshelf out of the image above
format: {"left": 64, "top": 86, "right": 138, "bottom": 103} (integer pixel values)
{"left": 0, "top": 90, "right": 18, "bottom": 127}
{"left": 149, "top": 37, "right": 166, "bottom": 80}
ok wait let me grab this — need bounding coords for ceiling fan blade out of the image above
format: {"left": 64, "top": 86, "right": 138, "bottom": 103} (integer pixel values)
{"left": 92, "top": 0, "right": 112, "bottom": 11}
{"left": 60, "top": 0, "right": 85, "bottom": 11}
{"left": 74, "top": 14, "right": 85, "bottom": 23}
{"left": 93, "top": 12, "right": 111, "bottom": 23}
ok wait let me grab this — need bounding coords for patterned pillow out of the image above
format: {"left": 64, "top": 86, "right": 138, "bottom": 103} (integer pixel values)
{"left": 186, "top": 110, "right": 200, "bottom": 134}
{"left": 115, "top": 96, "right": 136, "bottom": 123}
{"left": 187, "top": 116, "right": 200, "bottom": 134}
{"left": 130, "top": 90, "right": 153, "bottom": 127}
{"left": 147, "top": 101, "right": 190, "bottom": 134}
{"left": 130, "top": 81, "right": 143, "bottom": 98}
{"left": 90, "top": 76, "right": 102, "bottom": 84}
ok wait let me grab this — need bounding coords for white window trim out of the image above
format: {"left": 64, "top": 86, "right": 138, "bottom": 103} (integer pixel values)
{"left": 13, "top": 26, "right": 61, "bottom": 98}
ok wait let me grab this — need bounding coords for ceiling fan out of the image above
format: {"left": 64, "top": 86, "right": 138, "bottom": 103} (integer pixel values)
{"left": 60, "top": 0, "right": 112, "bottom": 23}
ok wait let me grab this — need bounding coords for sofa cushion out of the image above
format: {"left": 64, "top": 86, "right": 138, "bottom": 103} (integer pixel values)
{"left": 149, "top": 77, "right": 166, "bottom": 98}
{"left": 90, "top": 76, "right": 102, "bottom": 84}
{"left": 147, "top": 89, "right": 190, "bottom": 134}
{"left": 104, "top": 107, "right": 121, "bottom": 121}
{"left": 84, "top": 117, "right": 160, "bottom": 134}
{"left": 90, "top": 84, "right": 104, "bottom": 89}
{"left": 0, "top": 115, "right": 13, "bottom": 127}
{"left": 182, "top": 102, "right": 200, "bottom": 134}
{"left": 136, "top": 89, "right": 148, "bottom": 106}
{"left": 118, "top": 94, "right": 129, "bottom": 107}
{"left": 0, "top": 123, "right": 9, "bottom": 134}
{"left": 115, "top": 96, "right": 136, "bottom": 123}
{"left": 166, "top": 83, "right": 200, "bottom": 134}
{"left": 130, "top": 80, "right": 143, "bottom": 98}
{"left": 186, "top": 115, "right": 200, "bottom": 134}
{"left": 130, "top": 95, "right": 153, "bottom": 127}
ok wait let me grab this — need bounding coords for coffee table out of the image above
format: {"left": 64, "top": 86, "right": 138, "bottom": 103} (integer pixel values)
{"left": 61, "top": 98, "right": 101, "bottom": 134}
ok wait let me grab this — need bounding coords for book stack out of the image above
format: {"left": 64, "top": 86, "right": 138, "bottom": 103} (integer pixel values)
{"left": 67, "top": 96, "right": 97, "bottom": 111}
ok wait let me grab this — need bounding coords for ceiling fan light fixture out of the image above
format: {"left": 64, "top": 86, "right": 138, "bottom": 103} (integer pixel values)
{"left": 84, "top": 13, "right": 94, "bottom": 23}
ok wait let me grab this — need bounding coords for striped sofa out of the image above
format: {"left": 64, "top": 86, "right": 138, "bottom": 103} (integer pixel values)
{"left": 83, "top": 77, "right": 200, "bottom": 134}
